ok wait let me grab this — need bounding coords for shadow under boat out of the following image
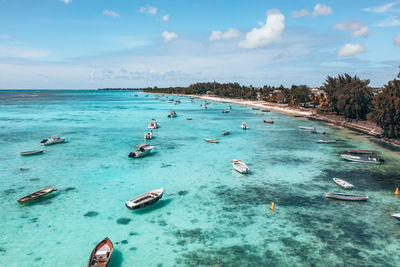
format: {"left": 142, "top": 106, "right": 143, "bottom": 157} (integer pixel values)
{"left": 130, "top": 199, "right": 172, "bottom": 215}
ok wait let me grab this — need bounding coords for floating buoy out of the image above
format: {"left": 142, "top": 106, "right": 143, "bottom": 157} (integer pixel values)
{"left": 270, "top": 202, "right": 275, "bottom": 210}
{"left": 395, "top": 188, "right": 399, "bottom": 195}
{"left": 217, "top": 260, "right": 220, "bottom": 264}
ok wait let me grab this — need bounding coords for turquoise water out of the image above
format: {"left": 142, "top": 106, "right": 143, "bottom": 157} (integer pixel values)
{"left": 1, "top": 90, "right": 400, "bottom": 266}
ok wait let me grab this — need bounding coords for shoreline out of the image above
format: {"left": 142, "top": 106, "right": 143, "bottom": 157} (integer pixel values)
{"left": 151, "top": 92, "right": 400, "bottom": 148}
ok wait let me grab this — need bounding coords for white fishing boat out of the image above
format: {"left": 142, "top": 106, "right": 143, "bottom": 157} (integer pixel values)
{"left": 144, "top": 130, "right": 153, "bottom": 139}
{"left": 147, "top": 119, "right": 160, "bottom": 129}
{"left": 391, "top": 213, "right": 400, "bottom": 221}
{"left": 232, "top": 159, "right": 250, "bottom": 174}
{"left": 298, "top": 126, "right": 315, "bottom": 130}
{"left": 241, "top": 122, "right": 248, "bottom": 130}
{"left": 204, "top": 138, "right": 219, "bottom": 143}
{"left": 125, "top": 188, "right": 165, "bottom": 210}
{"left": 222, "top": 109, "right": 230, "bottom": 113}
{"left": 41, "top": 135, "right": 68, "bottom": 146}
{"left": 317, "top": 140, "right": 337, "bottom": 143}
{"left": 333, "top": 178, "right": 354, "bottom": 189}
{"left": 20, "top": 149, "right": 44, "bottom": 156}
{"left": 340, "top": 154, "right": 381, "bottom": 164}
{"left": 129, "top": 144, "right": 155, "bottom": 158}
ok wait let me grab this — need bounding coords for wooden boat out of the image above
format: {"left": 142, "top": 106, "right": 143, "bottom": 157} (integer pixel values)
{"left": 391, "top": 213, "right": 400, "bottom": 221}
{"left": 347, "top": 149, "right": 374, "bottom": 154}
{"left": 129, "top": 144, "right": 155, "bottom": 158}
{"left": 144, "top": 130, "right": 153, "bottom": 139}
{"left": 263, "top": 120, "right": 274, "bottom": 124}
{"left": 20, "top": 149, "right": 44, "bottom": 156}
{"left": 232, "top": 160, "right": 250, "bottom": 174}
{"left": 241, "top": 122, "right": 248, "bottom": 130}
{"left": 221, "top": 130, "right": 230, "bottom": 135}
{"left": 340, "top": 154, "right": 381, "bottom": 164}
{"left": 88, "top": 237, "right": 113, "bottom": 267}
{"left": 333, "top": 178, "right": 354, "bottom": 189}
{"left": 125, "top": 188, "right": 165, "bottom": 210}
{"left": 41, "top": 135, "right": 68, "bottom": 146}
{"left": 311, "top": 129, "right": 326, "bottom": 135}
{"left": 298, "top": 126, "right": 315, "bottom": 130}
{"left": 204, "top": 138, "right": 219, "bottom": 143}
{"left": 17, "top": 186, "right": 57, "bottom": 204}
{"left": 325, "top": 192, "right": 368, "bottom": 201}
{"left": 317, "top": 140, "right": 336, "bottom": 143}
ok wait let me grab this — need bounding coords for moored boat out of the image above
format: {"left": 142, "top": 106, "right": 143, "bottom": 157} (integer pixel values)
{"left": 204, "top": 138, "right": 219, "bottom": 143}
{"left": 17, "top": 186, "right": 57, "bottom": 204}
{"left": 263, "top": 120, "right": 274, "bottom": 124}
{"left": 221, "top": 130, "right": 230, "bottom": 135}
{"left": 147, "top": 119, "right": 160, "bottom": 129}
{"left": 168, "top": 110, "right": 177, "bottom": 118}
{"left": 255, "top": 113, "right": 264, "bottom": 115}
{"left": 333, "top": 178, "right": 354, "bottom": 189}
{"left": 261, "top": 109, "right": 271, "bottom": 112}
{"left": 325, "top": 192, "right": 368, "bottom": 201}
{"left": 222, "top": 109, "right": 230, "bottom": 113}
{"left": 391, "top": 213, "right": 400, "bottom": 221}
{"left": 317, "top": 140, "right": 336, "bottom": 143}
{"left": 144, "top": 130, "right": 153, "bottom": 139}
{"left": 129, "top": 144, "right": 155, "bottom": 158}
{"left": 232, "top": 159, "right": 250, "bottom": 174}
{"left": 41, "top": 135, "right": 68, "bottom": 146}
{"left": 88, "top": 237, "right": 113, "bottom": 267}
{"left": 348, "top": 149, "right": 374, "bottom": 154}
{"left": 251, "top": 107, "right": 260, "bottom": 110}
{"left": 125, "top": 188, "right": 165, "bottom": 210}
{"left": 20, "top": 149, "right": 44, "bottom": 156}
{"left": 241, "top": 122, "right": 248, "bottom": 130}
{"left": 186, "top": 117, "right": 193, "bottom": 120}
{"left": 340, "top": 154, "right": 381, "bottom": 164}
{"left": 311, "top": 129, "right": 326, "bottom": 135}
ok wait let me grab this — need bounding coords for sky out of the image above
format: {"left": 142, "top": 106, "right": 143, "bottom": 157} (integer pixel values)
{"left": 0, "top": 0, "right": 400, "bottom": 89}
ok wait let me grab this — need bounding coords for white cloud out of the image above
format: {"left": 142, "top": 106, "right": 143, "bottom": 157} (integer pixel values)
{"left": 0, "top": 35, "right": 10, "bottom": 39}
{"left": 162, "top": 31, "right": 178, "bottom": 43}
{"left": 336, "top": 43, "right": 365, "bottom": 57}
{"left": 376, "top": 16, "right": 400, "bottom": 27}
{"left": 61, "top": 0, "right": 72, "bottom": 4}
{"left": 363, "top": 2, "right": 398, "bottom": 13}
{"left": 312, "top": 3, "right": 333, "bottom": 17}
{"left": 162, "top": 15, "right": 169, "bottom": 22}
{"left": 139, "top": 6, "right": 157, "bottom": 16}
{"left": 209, "top": 28, "right": 241, "bottom": 41}
{"left": 239, "top": 9, "right": 285, "bottom": 49}
{"left": 334, "top": 20, "right": 371, "bottom": 37}
{"left": 0, "top": 46, "right": 50, "bottom": 59}
{"left": 395, "top": 34, "right": 400, "bottom": 46}
{"left": 292, "top": 9, "right": 310, "bottom": 18}
{"left": 104, "top": 10, "right": 120, "bottom": 18}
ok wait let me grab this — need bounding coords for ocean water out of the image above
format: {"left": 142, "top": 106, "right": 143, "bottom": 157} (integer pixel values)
{"left": 1, "top": 90, "right": 400, "bottom": 266}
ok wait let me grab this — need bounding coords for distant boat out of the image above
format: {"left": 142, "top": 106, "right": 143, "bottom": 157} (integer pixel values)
{"left": 41, "top": 135, "right": 68, "bottom": 146}
{"left": 340, "top": 154, "right": 381, "bottom": 164}
{"left": 168, "top": 110, "right": 177, "bottom": 118}
{"left": 325, "top": 192, "right": 368, "bottom": 201}
{"left": 204, "top": 138, "right": 219, "bottom": 143}
{"left": 186, "top": 117, "right": 193, "bottom": 120}
{"left": 348, "top": 149, "right": 374, "bottom": 154}
{"left": 391, "top": 213, "right": 400, "bottom": 221}
{"left": 311, "top": 129, "right": 326, "bottom": 135}
{"left": 125, "top": 188, "right": 165, "bottom": 210}
{"left": 147, "top": 119, "right": 160, "bottom": 129}
{"left": 88, "top": 237, "right": 113, "bottom": 267}
{"left": 298, "top": 126, "right": 315, "bottom": 130}
{"left": 317, "top": 140, "right": 336, "bottom": 143}
{"left": 333, "top": 178, "right": 354, "bottom": 189}
{"left": 232, "top": 160, "right": 250, "bottom": 174}
{"left": 261, "top": 109, "right": 271, "bottom": 112}
{"left": 241, "top": 122, "right": 248, "bottom": 130}
{"left": 129, "top": 144, "right": 155, "bottom": 158}
{"left": 263, "top": 120, "right": 274, "bottom": 124}
{"left": 251, "top": 107, "right": 260, "bottom": 110}
{"left": 144, "top": 130, "right": 153, "bottom": 139}
{"left": 222, "top": 109, "right": 230, "bottom": 113}
{"left": 17, "top": 186, "right": 57, "bottom": 204}
{"left": 221, "top": 130, "right": 230, "bottom": 135}
{"left": 270, "top": 117, "right": 280, "bottom": 119}
{"left": 255, "top": 113, "right": 264, "bottom": 115}
{"left": 20, "top": 149, "right": 44, "bottom": 156}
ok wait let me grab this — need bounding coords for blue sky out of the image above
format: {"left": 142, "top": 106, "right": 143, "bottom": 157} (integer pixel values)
{"left": 0, "top": 0, "right": 399, "bottom": 89}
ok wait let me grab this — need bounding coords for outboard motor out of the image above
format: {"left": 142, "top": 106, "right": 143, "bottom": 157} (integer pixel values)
{"left": 128, "top": 152, "right": 136, "bottom": 158}
{"left": 41, "top": 139, "right": 48, "bottom": 143}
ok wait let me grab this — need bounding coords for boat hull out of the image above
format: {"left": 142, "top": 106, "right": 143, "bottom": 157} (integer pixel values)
{"left": 17, "top": 186, "right": 57, "bottom": 204}
{"left": 333, "top": 178, "right": 354, "bottom": 189}
{"left": 125, "top": 189, "right": 165, "bottom": 210}
{"left": 20, "top": 149, "right": 44, "bottom": 156}
{"left": 325, "top": 192, "right": 368, "bottom": 201}
{"left": 88, "top": 237, "right": 113, "bottom": 267}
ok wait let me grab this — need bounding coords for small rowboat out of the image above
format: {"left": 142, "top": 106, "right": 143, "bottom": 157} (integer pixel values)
{"left": 317, "top": 140, "right": 336, "bottom": 143}
{"left": 222, "top": 109, "right": 230, "bottom": 113}
{"left": 333, "top": 178, "right": 354, "bottom": 189}
{"left": 391, "top": 213, "right": 400, "bottom": 221}
{"left": 204, "top": 138, "right": 219, "bottom": 143}
{"left": 20, "top": 149, "right": 44, "bottom": 156}
{"left": 17, "top": 186, "right": 57, "bottom": 204}
{"left": 251, "top": 107, "right": 260, "bottom": 110}
{"left": 88, "top": 237, "right": 113, "bottom": 267}
{"left": 340, "top": 154, "right": 381, "bottom": 164}
{"left": 325, "top": 192, "right": 368, "bottom": 201}
{"left": 261, "top": 109, "right": 271, "bottom": 112}
{"left": 311, "top": 129, "right": 326, "bottom": 134}
{"left": 232, "top": 159, "right": 250, "bottom": 174}
{"left": 221, "top": 130, "right": 230, "bottom": 135}
{"left": 186, "top": 117, "right": 193, "bottom": 120}
{"left": 348, "top": 149, "right": 374, "bottom": 154}
{"left": 263, "top": 120, "right": 274, "bottom": 124}
{"left": 241, "top": 122, "right": 248, "bottom": 130}
{"left": 255, "top": 113, "right": 264, "bottom": 115}
{"left": 125, "top": 188, "right": 165, "bottom": 210}
{"left": 298, "top": 126, "right": 315, "bottom": 130}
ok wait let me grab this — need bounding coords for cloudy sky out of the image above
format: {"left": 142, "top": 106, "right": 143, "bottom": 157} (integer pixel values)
{"left": 0, "top": 0, "right": 399, "bottom": 89}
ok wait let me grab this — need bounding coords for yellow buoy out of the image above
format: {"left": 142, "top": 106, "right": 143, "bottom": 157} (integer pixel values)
{"left": 270, "top": 202, "right": 275, "bottom": 210}
{"left": 395, "top": 188, "right": 399, "bottom": 195}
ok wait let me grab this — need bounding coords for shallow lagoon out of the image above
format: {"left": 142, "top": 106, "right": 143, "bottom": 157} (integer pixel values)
{"left": 0, "top": 90, "right": 400, "bottom": 266}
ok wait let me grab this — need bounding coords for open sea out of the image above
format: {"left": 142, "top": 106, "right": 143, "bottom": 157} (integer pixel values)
{"left": 1, "top": 90, "right": 400, "bottom": 267}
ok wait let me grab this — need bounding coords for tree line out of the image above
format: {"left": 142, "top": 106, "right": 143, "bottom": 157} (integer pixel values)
{"left": 143, "top": 67, "right": 400, "bottom": 138}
